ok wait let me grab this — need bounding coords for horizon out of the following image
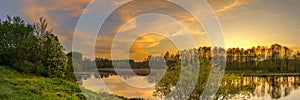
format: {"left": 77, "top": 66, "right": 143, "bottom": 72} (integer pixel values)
{"left": 91, "top": 43, "right": 300, "bottom": 62}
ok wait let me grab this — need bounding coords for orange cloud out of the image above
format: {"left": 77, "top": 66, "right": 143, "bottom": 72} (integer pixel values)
{"left": 148, "top": 42, "right": 160, "bottom": 48}
{"left": 136, "top": 34, "right": 164, "bottom": 43}
{"left": 18, "top": 0, "right": 252, "bottom": 60}
{"left": 214, "top": 0, "right": 240, "bottom": 13}
{"left": 208, "top": 0, "right": 252, "bottom": 14}
{"left": 118, "top": 18, "right": 137, "bottom": 32}
{"left": 113, "top": 0, "right": 131, "bottom": 6}
{"left": 19, "top": 0, "right": 91, "bottom": 29}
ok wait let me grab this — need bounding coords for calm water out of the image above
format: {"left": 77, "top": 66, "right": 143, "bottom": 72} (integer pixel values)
{"left": 81, "top": 74, "right": 300, "bottom": 100}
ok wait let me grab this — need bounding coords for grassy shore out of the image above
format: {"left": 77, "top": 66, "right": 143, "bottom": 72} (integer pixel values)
{"left": 0, "top": 65, "right": 144, "bottom": 100}
{"left": 0, "top": 65, "right": 84, "bottom": 99}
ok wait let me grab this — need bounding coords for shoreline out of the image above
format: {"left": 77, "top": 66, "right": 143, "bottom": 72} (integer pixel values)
{"left": 98, "top": 68, "right": 162, "bottom": 75}
{"left": 98, "top": 68, "right": 300, "bottom": 76}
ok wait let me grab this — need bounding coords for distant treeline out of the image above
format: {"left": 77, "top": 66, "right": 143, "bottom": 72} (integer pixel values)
{"left": 95, "top": 44, "right": 300, "bottom": 73}
{"left": 226, "top": 44, "right": 300, "bottom": 73}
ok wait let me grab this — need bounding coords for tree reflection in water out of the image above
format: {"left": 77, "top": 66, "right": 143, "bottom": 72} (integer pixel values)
{"left": 81, "top": 48, "right": 300, "bottom": 99}
{"left": 151, "top": 49, "right": 300, "bottom": 100}
{"left": 79, "top": 69, "right": 300, "bottom": 100}
{"left": 153, "top": 67, "right": 300, "bottom": 100}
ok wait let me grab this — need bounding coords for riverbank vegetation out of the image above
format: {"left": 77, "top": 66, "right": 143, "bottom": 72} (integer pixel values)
{"left": 0, "top": 16, "right": 71, "bottom": 78}
{"left": 0, "top": 16, "right": 145, "bottom": 99}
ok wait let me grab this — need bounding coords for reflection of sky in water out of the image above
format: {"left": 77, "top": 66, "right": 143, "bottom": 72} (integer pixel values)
{"left": 82, "top": 75, "right": 300, "bottom": 100}
{"left": 82, "top": 75, "right": 163, "bottom": 100}
{"left": 121, "top": 76, "right": 155, "bottom": 88}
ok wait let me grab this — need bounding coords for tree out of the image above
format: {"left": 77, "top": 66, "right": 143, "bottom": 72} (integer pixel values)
{"left": 260, "top": 46, "right": 267, "bottom": 71}
{"left": 282, "top": 46, "right": 292, "bottom": 72}
{"left": 271, "top": 43, "right": 282, "bottom": 72}
{"left": 34, "top": 18, "right": 68, "bottom": 77}
{"left": 0, "top": 16, "right": 40, "bottom": 72}
{"left": 295, "top": 51, "right": 300, "bottom": 72}
{"left": 0, "top": 16, "right": 68, "bottom": 78}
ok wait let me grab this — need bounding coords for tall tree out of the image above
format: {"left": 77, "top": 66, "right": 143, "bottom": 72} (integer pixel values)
{"left": 34, "top": 18, "right": 68, "bottom": 77}
{"left": 271, "top": 44, "right": 282, "bottom": 72}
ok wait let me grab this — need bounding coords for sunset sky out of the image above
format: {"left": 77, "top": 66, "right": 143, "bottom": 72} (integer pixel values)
{"left": 1, "top": 0, "right": 300, "bottom": 61}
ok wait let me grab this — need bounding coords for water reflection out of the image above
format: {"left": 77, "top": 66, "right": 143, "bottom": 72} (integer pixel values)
{"left": 80, "top": 73, "right": 162, "bottom": 99}
{"left": 211, "top": 75, "right": 300, "bottom": 100}
{"left": 80, "top": 72, "right": 300, "bottom": 100}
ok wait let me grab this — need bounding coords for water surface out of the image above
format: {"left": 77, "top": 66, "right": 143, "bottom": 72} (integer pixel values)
{"left": 81, "top": 74, "right": 300, "bottom": 100}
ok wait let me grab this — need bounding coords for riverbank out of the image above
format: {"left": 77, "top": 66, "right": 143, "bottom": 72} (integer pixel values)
{"left": 0, "top": 65, "right": 85, "bottom": 99}
{"left": 99, "top": 68, "right": 300, "bottom": 76}
{"left": 99, "top": 68, "right": 163, "bottom": 75}
{"left": 0, "top": 65, "right": 144, "bottom": 100}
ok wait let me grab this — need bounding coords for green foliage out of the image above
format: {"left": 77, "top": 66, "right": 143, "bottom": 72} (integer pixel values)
{"left": 0, "top": 16, "right": 68, "bottom": 78}
{"left": 0, "top": 65, "right": 126, "bottom": 100}
{"left": 226, "top": 43, "right": 300, "bottom": 73}
{"left": 0, "top": 16, "right": 36, "bottom": 66}
{"left": 0, "top": 65, "right": 81, "bottom": 99}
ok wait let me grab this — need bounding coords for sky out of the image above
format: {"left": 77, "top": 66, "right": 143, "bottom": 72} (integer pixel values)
{"left": 1, "top": 0, "right": 300, "bottom": 61}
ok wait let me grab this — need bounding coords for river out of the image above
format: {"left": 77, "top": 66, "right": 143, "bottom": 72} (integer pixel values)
{"left": 81, "top": 73, "right": 300, "bottom": 100}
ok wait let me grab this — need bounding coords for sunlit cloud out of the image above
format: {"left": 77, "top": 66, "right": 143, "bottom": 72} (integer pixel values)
{"left": 19, "top": 0, "right": 91, "bottom": 29}
{"left": 208, "top": 0, "right": 252, "bottom": 15}
{"left": 18, "top": 0, "right": 255, "bottom": 60}
{"left": 262, "top": 33, "right": 281, "bottom": 39}
{"left": 113, "top": 0, "right": 131, "bottom": 6}
{"left": 118, "top": 18, "right": 137, "bottom": 32}
{"left": 214, "top": 0, "right": 241, "bottom": 14}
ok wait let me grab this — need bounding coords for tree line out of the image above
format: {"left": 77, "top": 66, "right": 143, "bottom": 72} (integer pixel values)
{"left": 226, "top": 44, "right": 300, "bottom": 73}
{"left": 97, "top": 44, "right": 300, "bottom": 73}
{"left": 160, "top": 44, "right": 300, "bottom": 73}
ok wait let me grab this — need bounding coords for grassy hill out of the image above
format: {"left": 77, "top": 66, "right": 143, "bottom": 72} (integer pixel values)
{"left": 0, "top": 65, "right": 124, "bottom": 100}
{"left": 0, "top": 65, "right": 85, "bottom": 99}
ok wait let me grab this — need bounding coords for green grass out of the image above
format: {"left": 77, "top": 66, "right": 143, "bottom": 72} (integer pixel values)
{"left": 0, "top": 65, "right": 124, "bottom": 100}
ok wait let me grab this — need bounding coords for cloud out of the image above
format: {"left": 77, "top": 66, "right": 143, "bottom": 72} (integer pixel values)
{"left": 215, "top": 0, "right": 241, "bottom": 13}
{"left": 148, "top": 42, "right": 160, "bottom": 48}
{"left": 208, "top": 0, "right": 252, "bottom": 14}
{"left": 95, "top": 33, "right": 165, "bottom": 60}
{"left": 113, "top": 0, "right": 131, "bottom": 6}
{"left": 262, "top": 33, "right": 281, "bottom": 39}
{"left": 118, "top": 18, "right": 137, "bottom": 32}
{"left": 93, "top": 0, "right": 208, "bottom": 60}
{"left": 18, "top": 0, "right": 251, "bottom": 60}
{"left": 57, "top": 29, "right": 97, "bottom": 58}
{"left": 19, "top": 0, "right": 91, "bottom": 29}
{"left": 135, "top": 34, "right": 165, "bottom": 43}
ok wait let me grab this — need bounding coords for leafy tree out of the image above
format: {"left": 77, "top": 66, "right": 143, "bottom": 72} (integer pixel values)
{"left": 0, "top": 16, "right": 39, "bottom": 72}
{"left": 34, "top": 18, "right": 68, "bottom": 77}
{"left": 0, "top": 16, "right": 68, "bottom": 78}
